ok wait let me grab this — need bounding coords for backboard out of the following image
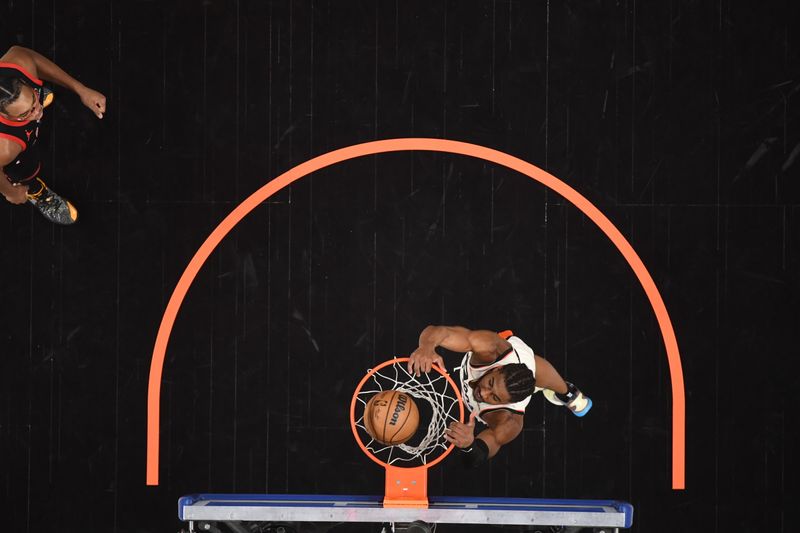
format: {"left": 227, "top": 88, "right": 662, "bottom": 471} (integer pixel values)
{"left": 178, "top": 493, "right": 633, "bottom": 530}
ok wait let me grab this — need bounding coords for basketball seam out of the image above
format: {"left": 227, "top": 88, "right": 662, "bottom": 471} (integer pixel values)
{"left": 381, "top": 390, "right": 398, "bottom": 443}
{"left": 389, "top": 393, "right": 416, "bottom": 443}
{"left": 363, "top": 396, "right": 375, "bottom": 438}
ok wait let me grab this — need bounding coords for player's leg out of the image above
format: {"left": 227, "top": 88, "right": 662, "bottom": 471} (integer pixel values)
{"left": 534, "top": 355, "right": 592, "bottom": 417}
{"left": 531, "top": 355, "right": 569, "bottom": 394}
{"left": 7, "top": 145, "right": 78, "bottom": 225}
{"left": 26, "top": 176, "right": 79, "bottom": 224}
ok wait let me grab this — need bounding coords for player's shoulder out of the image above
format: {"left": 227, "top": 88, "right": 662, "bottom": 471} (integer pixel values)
{"left": 468, "top": 329, "right": 513, "bottom": 364}
{"left": 0, "top": 46, "right": 38, "bottom": 78}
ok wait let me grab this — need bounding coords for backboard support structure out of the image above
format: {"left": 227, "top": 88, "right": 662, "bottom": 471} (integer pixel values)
{"left": 350, "top": 357, "right": 465, "bottom": 508}
{"left": 178, "top": 493, "right": 634, "bottom": 531}
{"left": 383, "top": 466, "right": 428, "bottom": 508}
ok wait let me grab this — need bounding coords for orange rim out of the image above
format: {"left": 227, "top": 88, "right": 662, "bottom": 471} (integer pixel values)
{"left": 349, "top": 357, "right": 464, "bottom": 470}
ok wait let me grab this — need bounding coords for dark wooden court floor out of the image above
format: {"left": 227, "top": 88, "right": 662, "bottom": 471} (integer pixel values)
{"left": 1, "top": 1, "right": 796, "bottom": 532}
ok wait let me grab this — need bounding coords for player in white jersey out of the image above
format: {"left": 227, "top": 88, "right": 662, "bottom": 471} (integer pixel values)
{"left": 408, "top": 325, "right": 592, "bottom": 467}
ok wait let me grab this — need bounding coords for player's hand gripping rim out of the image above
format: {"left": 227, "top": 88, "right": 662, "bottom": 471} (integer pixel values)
{"left": 407, "top": 348, "right": 446, "bottom": 377}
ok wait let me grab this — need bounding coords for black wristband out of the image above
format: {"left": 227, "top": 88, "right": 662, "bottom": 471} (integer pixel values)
{"left": 461, "top": 438, "right": 489, "bottom": 468}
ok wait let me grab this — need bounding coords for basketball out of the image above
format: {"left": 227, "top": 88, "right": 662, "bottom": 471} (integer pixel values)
{"left": 363, "top": 390, "right": 419, "bottom": 445}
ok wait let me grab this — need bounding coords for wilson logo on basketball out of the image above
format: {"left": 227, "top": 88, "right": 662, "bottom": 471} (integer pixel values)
{"left": 388, "top": 394, "right": 408, "bottom": 426}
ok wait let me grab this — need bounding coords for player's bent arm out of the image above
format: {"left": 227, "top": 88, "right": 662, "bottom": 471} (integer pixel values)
{"left": 416, "top": 325, "right": 474, "bottom": 353}
{"left": 0, "top": 141, "right": 26, "bottom": 203}
{"left": 0, "top": 140, "right": 23, "bottom": 166}
{"left": 476, "top": 410, "right": 523, "bottom": 458}
{"left": 2, "top": 46, "right": 86, "bottom": 94}
{"left": 0, "top": 169, "right": 19, "bottom": 198}
{"left": 2, "top": 46, "right": 106, "bottom": 119}
{"left": 410, "top": 325, "right": 472, "bottom": 375}
{"left": 461, "top": 411, "right": 522, "bottom": 468}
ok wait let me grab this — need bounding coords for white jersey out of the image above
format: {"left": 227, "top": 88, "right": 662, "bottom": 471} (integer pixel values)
{"left": 458, "top": 333, "right": 542, "bottom": 424}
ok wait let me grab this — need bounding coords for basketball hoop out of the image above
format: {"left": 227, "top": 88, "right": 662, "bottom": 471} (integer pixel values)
{"left": 350, "top": 357, "right": 464, "bottom": 508}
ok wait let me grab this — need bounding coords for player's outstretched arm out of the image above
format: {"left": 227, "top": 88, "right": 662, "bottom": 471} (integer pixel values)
{"left": 1, "top": 46, "right": 106, "bottom": 119}
{"left": 0, "top": 143, "right": 26, "bottom": 205}
{"left": 408, "top": 325, "right": 510, "bottom": 376}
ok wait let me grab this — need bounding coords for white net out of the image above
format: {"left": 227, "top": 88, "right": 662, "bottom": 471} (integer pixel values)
{"left": 353, "top": 358, "right": 462, "bottom": 467}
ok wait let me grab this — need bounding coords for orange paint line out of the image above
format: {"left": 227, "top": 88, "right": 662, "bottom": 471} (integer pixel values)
{"left": 147, "top": 138, "right": 685, "bottom": 489}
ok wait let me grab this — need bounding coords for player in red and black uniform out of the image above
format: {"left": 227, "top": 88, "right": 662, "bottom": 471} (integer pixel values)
{"left": 0, "top": 45, "right": 105, "bottom": 224}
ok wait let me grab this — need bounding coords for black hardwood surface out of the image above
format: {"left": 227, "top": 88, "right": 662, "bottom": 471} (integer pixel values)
{"left": 1, "top": 1, "right": 796, "bottom": 532}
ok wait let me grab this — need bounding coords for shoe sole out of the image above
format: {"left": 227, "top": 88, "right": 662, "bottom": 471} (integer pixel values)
{"left": 543, "top": 389, "right": 564, "bottom": 406}
{"left": 572, "top": 398, "right": 592, "bottom": 417}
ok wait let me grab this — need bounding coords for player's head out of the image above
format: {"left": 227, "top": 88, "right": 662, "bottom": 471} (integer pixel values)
{"left": 500, "top": 363, "right": 536, "bottom": 402}
{"left": 471, "top": 364, "right": 535, "bottom": 404}
{"left": 0, "top": 77, "right": 42, "bottom": 121}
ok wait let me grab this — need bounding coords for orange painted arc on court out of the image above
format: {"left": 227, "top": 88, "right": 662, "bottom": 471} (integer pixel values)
{"left": 146, "top": 138, "right": 686, "bottom": 490}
